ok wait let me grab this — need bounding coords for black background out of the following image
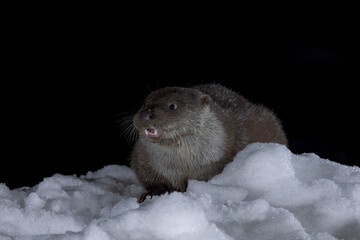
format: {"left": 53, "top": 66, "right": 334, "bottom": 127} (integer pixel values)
{"left": 2, "top": 4, "right": 356, "bottom": 189}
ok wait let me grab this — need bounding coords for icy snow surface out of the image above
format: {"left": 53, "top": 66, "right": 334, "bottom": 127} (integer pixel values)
{"left": 1, "top": 143, "right": 360, "bottom": 240}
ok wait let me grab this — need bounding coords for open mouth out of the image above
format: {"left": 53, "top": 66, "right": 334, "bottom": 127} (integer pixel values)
{"left": 144, "top": 126, "right": 163, "bottom": 141}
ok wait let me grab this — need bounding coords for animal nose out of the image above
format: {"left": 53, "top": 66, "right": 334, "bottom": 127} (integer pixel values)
{"left": 139, "top": 110, "right": 155, "bottom": 122}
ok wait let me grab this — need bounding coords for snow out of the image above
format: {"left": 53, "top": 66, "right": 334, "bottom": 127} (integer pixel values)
{"left": 1, "top": 143, "right": 359, "bottom": 240}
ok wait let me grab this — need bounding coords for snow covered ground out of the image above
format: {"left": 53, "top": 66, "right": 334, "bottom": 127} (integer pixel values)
{"left": 1, "top": 143, "right": 359, "bottom": 240}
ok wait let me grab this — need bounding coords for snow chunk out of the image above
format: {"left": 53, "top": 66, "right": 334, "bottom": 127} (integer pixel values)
{"left": 0, "top": 184, "right": 11, "bottom": 198}
{"left": 211, "top": 143, "right": 295, "bottom": 194}
{"left": 100, "top": 192, "right": 232, "bottom": 240}
{"left": 24, "top": 193, "right": 46, "bottom": 210}
{"left": 187, "top": 180, "right": 248, "bottom": 203}
{"left": 0, "top": 143, "right": 359, "bottom": 240}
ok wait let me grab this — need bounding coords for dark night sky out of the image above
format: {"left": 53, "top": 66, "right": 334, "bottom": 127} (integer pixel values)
{"left": 2, "top": 6, "right": 355, "bottom": 189}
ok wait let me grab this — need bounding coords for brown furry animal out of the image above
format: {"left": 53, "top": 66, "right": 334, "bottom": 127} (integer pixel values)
{"left": 130, "top": 83, "right": 287, "bottom": 202}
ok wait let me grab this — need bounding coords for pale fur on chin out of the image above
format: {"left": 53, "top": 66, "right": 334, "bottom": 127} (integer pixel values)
{"left": 142, "top": 105, "right": 226, "bottom": 191}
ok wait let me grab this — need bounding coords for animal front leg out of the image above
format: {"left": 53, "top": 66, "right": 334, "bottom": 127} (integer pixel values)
{"left": 138, "top": 184, "right": 172, "bottom": 203}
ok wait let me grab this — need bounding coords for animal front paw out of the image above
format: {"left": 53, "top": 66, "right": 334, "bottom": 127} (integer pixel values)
{"left": 138, "top": 184, "right": 171, "bottom": 203}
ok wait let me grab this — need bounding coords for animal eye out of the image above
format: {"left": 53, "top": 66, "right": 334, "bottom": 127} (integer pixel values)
{"left": 169, "top": 104, "right": 177, "bottom": 110}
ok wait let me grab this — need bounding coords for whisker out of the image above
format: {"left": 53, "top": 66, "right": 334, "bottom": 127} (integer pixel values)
{"left": 114, "top": 113, "right": 138, "bottom": 145}
{"left": 129, "top": 124, "right": 139, "bottom": 145}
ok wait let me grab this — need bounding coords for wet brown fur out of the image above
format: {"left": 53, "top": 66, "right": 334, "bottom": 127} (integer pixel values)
{"left": 131, "top": 84, "right": 287, "bottom": 202}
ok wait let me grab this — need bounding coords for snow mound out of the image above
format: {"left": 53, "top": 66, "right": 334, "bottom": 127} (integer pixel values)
{"left": 1, "top": 143, "right": 359, "bottom": 240}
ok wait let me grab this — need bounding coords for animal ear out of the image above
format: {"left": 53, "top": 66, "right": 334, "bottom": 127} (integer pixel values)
{"left": 200, "top": 94, "right": 211, "bottom": 105}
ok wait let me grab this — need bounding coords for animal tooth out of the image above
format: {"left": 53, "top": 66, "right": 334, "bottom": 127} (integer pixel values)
{"left": 145, "top": 129, "right": 149, "bottom": 135}
{"left": 154, "top": 129, "right": 158, "bottom": 135}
